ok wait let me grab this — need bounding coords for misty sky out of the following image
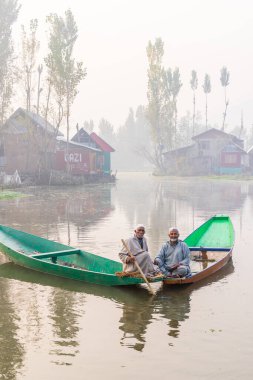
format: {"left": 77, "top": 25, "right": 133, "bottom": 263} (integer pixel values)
{"left": 14, "top": 0, "right": 253, "bottom": 135}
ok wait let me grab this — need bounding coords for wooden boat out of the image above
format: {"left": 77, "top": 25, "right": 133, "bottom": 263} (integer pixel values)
{"left": 163, "top": 215, "right": 234, "bottom": 285}
{"left": 0, "top": 225, "right": 163, "bottom": 287}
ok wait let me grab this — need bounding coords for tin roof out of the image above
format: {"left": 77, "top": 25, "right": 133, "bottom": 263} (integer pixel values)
{"left": 57, "top": 136, "right": 101, "bottom": 152}
{"left": 192, "top": 128, "right": 243, "bottom": 144}
{"left": 90, "top": 132, "right": 115, "bottom": 152}
{"left": 2, "top": 107, "right": 63, "bottom": 136}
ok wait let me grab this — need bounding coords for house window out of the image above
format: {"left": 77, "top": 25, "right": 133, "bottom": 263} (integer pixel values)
{"left": 224, "top": 154, "right": 237, "bottom": 164}
{"left": 199, "top": 141, "right": 210, "bottom": 149}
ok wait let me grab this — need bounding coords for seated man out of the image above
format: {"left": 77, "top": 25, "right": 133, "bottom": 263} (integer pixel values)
{"left": 155, "top": 227, "right": 191, "bottom": 278}
{"left": 119, "top": 224, "right": 160, "bottom": 277}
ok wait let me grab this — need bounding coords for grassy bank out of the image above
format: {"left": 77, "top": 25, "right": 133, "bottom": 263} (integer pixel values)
{"left": 0, "top": 190, "right": 26, "bottom": 200}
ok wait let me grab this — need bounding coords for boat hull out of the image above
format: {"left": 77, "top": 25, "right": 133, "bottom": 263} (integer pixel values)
{"left": 163, "top": 215, "right": 234, "bottom": 286}
{"left": 163, "top": 250, "right": 232, "bottom": 285}
{"left": 0, "top": 226, "right": 162, "bottom": 287}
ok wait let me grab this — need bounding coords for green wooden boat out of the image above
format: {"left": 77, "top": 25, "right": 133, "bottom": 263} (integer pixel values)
{"left": 0, "top": 225, "right": 163, "bottom": 287}
{"left": 163, "top": 214, "right": 235, "bottom": 285}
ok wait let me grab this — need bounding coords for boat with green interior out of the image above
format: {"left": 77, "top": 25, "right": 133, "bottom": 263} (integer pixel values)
{"left": 163, "top": 214, "right": 235, "bottom": 285}
{"left": 0, "top": 225, "right": 162, "bottom": 286}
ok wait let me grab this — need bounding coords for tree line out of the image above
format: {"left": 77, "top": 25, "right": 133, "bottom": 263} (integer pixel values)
{"left": 96, "top": 37, "right": 252, "bottom": 172}
{"left": 0, "top": 0, "right": 85, "bottom": 147}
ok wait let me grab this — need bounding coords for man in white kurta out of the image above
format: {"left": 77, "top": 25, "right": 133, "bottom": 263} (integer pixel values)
{"left": 155, "top": 227, "right": 191, "bottom": 278}
{"left": 119, "top": 224, "right": 160, "bottom": 277}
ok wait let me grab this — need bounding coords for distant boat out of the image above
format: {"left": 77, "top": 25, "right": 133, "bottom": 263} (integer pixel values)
{"left": 0, "top": 226, "right": 162, "bottom": 287}
{"left": 163, "top": 215, "right": 235, "bottom": 285}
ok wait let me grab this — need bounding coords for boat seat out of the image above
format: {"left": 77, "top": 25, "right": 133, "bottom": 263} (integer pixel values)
{"left": 31, "top": 249, "right": 80, "bottom": 260}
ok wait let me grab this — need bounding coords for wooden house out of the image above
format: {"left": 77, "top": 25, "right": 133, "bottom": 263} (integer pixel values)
{"left": 163, "top": 128, "right": 249, "bottom": 175}
{"left": 71, "top": 128, "right": 115, "bottom": 175}
{"left": 0, "top": 107, "right": 63, "bottom": 175}
{"left": 53, "top": 137, "right": 101, "bottom": 175}
{"left": 89, "top": 132, "right": 115, "bottom": 174}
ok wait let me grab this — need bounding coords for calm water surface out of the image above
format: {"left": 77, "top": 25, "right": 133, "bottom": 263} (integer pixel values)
{"left": 0, "top": 173, "right": 253, "bottom": 380}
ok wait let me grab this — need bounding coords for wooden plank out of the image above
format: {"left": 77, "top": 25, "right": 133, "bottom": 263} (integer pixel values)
{"left": 31, "top": 249, "right": 80, "bottom": 259}
{"left": 189, "top": 247, "right": 231, "bottom": 252}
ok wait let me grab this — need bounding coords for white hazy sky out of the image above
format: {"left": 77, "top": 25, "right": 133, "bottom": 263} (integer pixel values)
{"left": 14, "top": 0, "right": 253, "bottom": 134}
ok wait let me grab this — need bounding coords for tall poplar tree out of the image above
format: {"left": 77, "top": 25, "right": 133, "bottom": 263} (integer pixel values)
{"left": 202, "top": 74, "right": 211, "bottom": 130}
{"left": 190, "top": 70, "right": 198, "bottom": 136}
{"left": 0, "top": 0, "right": 20, "bottom": 125}
{"left": 21, "top": 19, "right": 40, "bottom": 113}
{"left": 171, "top": 67, "right": 182, "bottom": 143}
{"left": 220, "top": 66, "right": 230, "bottom": 131}
{"left": 146, "top": 38, "right": 176, "bottom": 171}
{"left": 45, "top": 9, "right": 86, "bottom": 154}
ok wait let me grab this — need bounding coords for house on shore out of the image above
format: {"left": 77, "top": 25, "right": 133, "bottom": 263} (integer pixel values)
{"left": 53, "top": 136, "right": 101, "bottom": 175}
{"left": 0, "top": 109, "right": 116, "bottom": 183}
{"left": 0, "top": 107, "right": 63, "bottom": 175}
{"left": 163, "top": 128, "right": 249, "bottom": 175}
{"left": 71, "top": 128, "right": 115, "bottom": 176}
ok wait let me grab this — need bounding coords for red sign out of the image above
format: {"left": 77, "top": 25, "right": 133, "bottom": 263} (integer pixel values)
{"left": 54, "top": 149, "right": 90, "bottom": 174}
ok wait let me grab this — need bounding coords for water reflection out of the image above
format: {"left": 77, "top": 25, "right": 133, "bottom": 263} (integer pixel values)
{"left": 0, "top": 258, "right": 234, "bottom": 358}
{"left": 115, "top": 176, "right": 248, "bottom": 253}
{"left": 0, "top": 184, "right": 114, "bottom": 246}
{"left": 0, "top": 278, "right": 24, "bottom": 380}
{"left": 48, "top": 289, "right": 85, "bottom": 366}
{"left": 0, "top": 174, "right": 247, "bottom": 378}
{"left": 118, "top": 290, "right": 154, "bottom": 352}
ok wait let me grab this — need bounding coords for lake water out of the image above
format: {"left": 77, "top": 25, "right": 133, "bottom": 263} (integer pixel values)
{"left": 0, "top": 172, "right": 253, "bottom": 380}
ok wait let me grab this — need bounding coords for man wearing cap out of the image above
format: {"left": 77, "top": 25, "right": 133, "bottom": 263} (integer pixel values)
{"left": 154, "top": 227, "right": 191, "bottom": 278}
{"left": 119, "top": 224, "right": 160, "bottom": 277}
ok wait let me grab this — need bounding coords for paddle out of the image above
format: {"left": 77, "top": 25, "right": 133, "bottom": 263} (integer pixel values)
{"left": 121, "top": 239, "right": 155, "bottom": 295}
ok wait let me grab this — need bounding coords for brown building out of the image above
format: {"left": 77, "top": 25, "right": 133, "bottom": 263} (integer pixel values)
{"left": 163, "top": 128, "right": 249, "bottom": 175}
{"left": 53, "top": 136, "right": 101, "bottom": 175}
{"left": 71, "top": 128, "right": 115, "bottom": 175}
{"left": 0, "top": 108, "right": 63, "bottom": 175}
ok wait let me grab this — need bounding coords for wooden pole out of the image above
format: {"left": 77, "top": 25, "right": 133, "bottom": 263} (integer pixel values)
{"left": 121, "top": 239, "right": 155, "bottom": 295}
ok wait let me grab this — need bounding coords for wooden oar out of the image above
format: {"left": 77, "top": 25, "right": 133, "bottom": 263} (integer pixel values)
{"left": 121, "top": 239, "right": 155, "bottom": 295}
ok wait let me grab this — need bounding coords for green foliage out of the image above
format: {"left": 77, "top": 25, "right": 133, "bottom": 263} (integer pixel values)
{"left": 202, "top": 74, "right": 211, "bottom": 130}
{"left": 21, "top": 18, "right": 40, "bottom": 112}
{"left": 220, "top": 66, "right": 230, "bottom": 87}
{"left": 0, "top": 191, "right": 24, "bottom": 199}
{"left": 220, "top": 66, "right": 230, "bottom": 130}
{"left": 190, "top": 70, "right": 198, "bottom": 91}
{"left": 202, "top": 74, "right": 211, "bottom": 94}
{"left": 190, "top": 70, "right": 198, "bottom": 136}
{"left": 45, "top": 9, "right": 86, "bottom": 141}
{"left": 146, "top": 38, "right": 182, "bottom": 171}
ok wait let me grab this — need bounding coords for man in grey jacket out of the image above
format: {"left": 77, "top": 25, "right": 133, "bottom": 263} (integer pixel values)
{"left": 155, "top": 227, "right": 191, "bottom": 278}
{"left": 119, "top": 224, "right": 160, "bottom": 277}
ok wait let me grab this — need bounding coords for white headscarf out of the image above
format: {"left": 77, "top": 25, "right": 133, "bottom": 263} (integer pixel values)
{"left": 135, "top": 224, "right": 145, "bottom": 231}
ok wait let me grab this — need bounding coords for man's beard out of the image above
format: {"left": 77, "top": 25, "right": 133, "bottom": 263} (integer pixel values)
{"left": 170, "top": 238, "right": 178, "bottom": 243}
